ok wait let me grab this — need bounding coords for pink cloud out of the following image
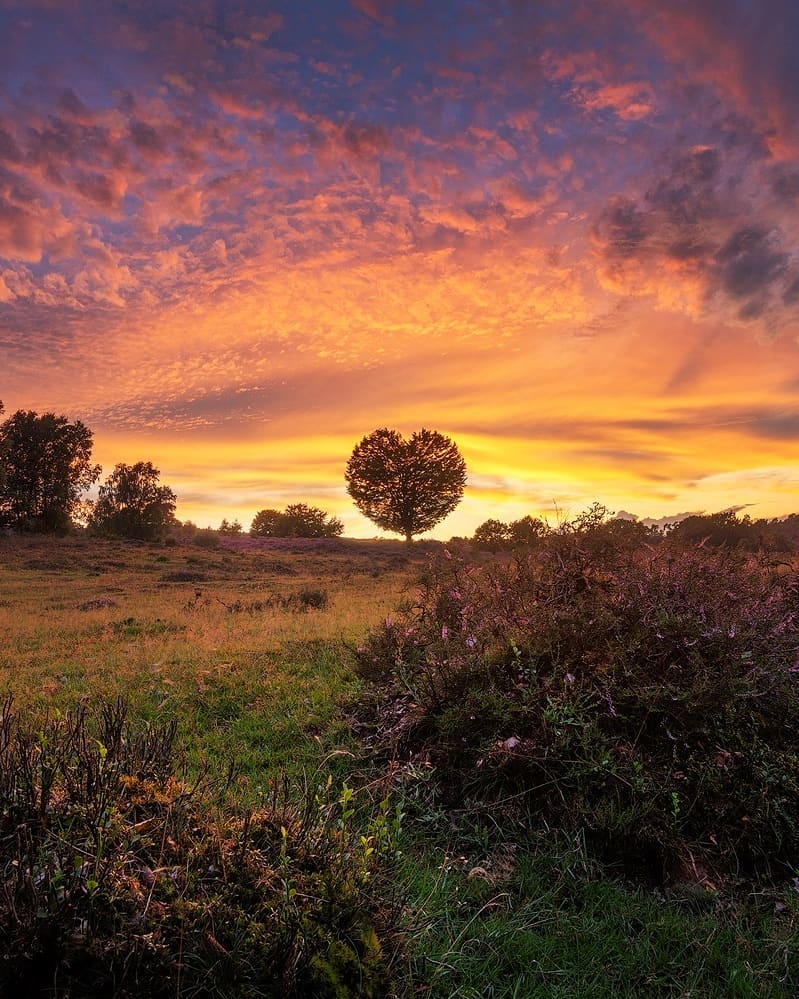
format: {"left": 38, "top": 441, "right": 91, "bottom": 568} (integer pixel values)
{"left": 350, "top": 0, "right": 394, "bottom": 28}
{"left": 0, "top": 272, "right": 16, "bottom": 301}
{"left": 574, "top": 81, "right": 656, "bottom": 121}
{"left": 0, "top": 200, "right": 46, "bottom": 262}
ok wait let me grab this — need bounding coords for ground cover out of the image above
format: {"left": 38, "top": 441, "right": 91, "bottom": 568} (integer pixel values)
{"left": 0, "top": 534, "right": 797, "bottom": 997}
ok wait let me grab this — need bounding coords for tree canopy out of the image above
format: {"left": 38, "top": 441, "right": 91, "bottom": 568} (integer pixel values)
{"left": 89, "top": 462, "right": 177, "bottom": 540}
{"left": 218, "top": 518, "right": 242, "bottom": 535}
{"left": 345, "top": 428, "right": 466, "bottom": 542}
{"left": 250, "top": 503, "right": 343, "bottom": 539}
{"left": 0, "top": 410, "right": 100, "bottom": 532}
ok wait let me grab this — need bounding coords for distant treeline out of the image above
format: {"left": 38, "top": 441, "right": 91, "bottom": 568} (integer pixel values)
{"left": 2, "top": 401, "right": 797, "bottom": 550}
{"left": 469, "top": 504, "right": 799, "bottom": 553}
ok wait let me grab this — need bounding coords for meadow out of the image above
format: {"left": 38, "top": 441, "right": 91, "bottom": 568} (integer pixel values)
{"left": 0, "top": 533, "right": 797, "bottom": 997}
{"left": 0, "top": 534, "right": 416, "bottom": 777}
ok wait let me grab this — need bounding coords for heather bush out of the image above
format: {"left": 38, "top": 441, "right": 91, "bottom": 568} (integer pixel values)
{"left": 355, "top": 535, "right": 799, "bottom": 884}
{"left": 0, "top": 698, "right": 401, "bottom": 997}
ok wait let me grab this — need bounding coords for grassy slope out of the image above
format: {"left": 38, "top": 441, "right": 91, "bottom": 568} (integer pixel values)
{"left": 1, "top": 534, "right": 796, "bottom": 997}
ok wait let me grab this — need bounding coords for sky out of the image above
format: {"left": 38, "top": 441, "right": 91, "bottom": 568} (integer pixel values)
{"left": 1, "top": 0, "right": 799, "bottom": 537}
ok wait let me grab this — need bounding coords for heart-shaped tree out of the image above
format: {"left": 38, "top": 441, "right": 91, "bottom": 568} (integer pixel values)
{"left": 345, "top": 428, "right": 467, "bottom": 542}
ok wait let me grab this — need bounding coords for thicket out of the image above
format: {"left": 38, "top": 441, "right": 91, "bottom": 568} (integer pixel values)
{"left": 471, "top": 506, "right": 799, "bottom": 554}
{"left": 0, "top": 698, "right": 402, "bottom": 998}
{"left": 250, "top": 504, "right": 344, "bottom": 539}
{"left": 355, "top": 530, "right": 799, "bottom": 887}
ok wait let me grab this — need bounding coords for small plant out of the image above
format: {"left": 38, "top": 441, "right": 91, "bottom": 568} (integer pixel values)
{"left": 0, "top": 697, "right": 402, "bottom": 997}
{"left": 297, "top": 587, "right": 329, "bottom": 610}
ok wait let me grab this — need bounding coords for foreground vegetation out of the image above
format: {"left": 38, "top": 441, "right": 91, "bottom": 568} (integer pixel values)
{"left": 357, "top": 534, "right": 799, "bottom": 884}
{"left": 0, "top": 699, "right": 401, "bottom": 997}
{"left": 1, "top": 531, "right": 797, "bottom": 996}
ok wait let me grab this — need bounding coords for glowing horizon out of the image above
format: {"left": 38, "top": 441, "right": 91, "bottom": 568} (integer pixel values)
{"left": 2, "top": 1, "right": 799, "bottom": 538}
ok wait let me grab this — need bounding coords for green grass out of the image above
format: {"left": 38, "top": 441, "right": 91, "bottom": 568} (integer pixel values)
{"left": 398, "top": 844, "right": 798, "bottom": 997}
{"left": 1, "top": 534, "right": 797, "bottom": 997}
{"left": 0, "top": 535, "right": 414, "bottom": 777}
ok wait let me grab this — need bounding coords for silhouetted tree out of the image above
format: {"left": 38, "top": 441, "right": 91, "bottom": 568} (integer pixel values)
{"left": 509, "top": 515, "right": 547, "bottom": 546}
{"left": 667, "top": 511, "right": 757, "bottom": 550}
{"left": 219, "top": 518, "right": 242, "bottom": 535}
{"left": 89, "top": 462, "right": 176, "bottom": 540}
{"left": 473, "top": 514, "right": 548, "bottom": 549}
{"left": 250, "top": 503, "right": 343, "bottom": 538}
{"left": 281, "top": 503, "right": 343, "bottom": 537}
{"left": 473, "top": 518, "right": 512, "bottom": 548}
{"left": 345, "top": 428, "right": 466, "bottom": 543}
{"left": 0, "top": 410, "right": 100, "bottom": 532}
{"left": 250, "top": 509, "right": 282, "bottom": 537}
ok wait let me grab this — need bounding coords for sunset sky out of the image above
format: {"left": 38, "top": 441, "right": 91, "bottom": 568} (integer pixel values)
{"left": 2, "top": 0, "right": 799, "bottom": 537}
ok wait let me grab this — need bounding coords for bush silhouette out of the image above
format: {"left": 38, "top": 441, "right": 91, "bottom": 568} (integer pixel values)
{"left": 250, "top": 503, "right": 343, "bottom": 538}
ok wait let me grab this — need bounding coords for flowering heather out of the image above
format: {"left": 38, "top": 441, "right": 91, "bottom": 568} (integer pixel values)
{"left": 356, "top": 536, "right": 799, "bottom": 885}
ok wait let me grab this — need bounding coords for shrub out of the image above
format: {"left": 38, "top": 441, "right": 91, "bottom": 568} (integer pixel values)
{"left": 472, "top": 515, "right": 549, "bottom": 550}
{"left": 218, "top": 517, "right": 242, "bottom": 535}
{"left": 207, "top": 589, "right": 329, "bottom": 614}
{"left": 354, "top": 537, "right": 799, "bottom": 885}
{"left": 192, "top": 528, "right": 220, "bottom": 549}
{"left": 0, "top": 698, "right": 402, "bottom": 997}
{"left": 296, "top": 587, "right": 329, "bottom": 610}
{"left": 472, "top": 518, "right": 512, "bottom": 549}
{"left": 159, "top": 570, "right": 208, "bottom": 583}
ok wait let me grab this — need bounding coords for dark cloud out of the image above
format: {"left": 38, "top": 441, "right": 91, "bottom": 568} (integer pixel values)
{"left": 593, "top": 195, "right": 651, "bottom": 258}
{"left": 629, "top": 0, "right": 799, "bottom": 141}
{"left": 622, "top": 407, "right": 799, "bottom": 442}
{"left": 25, "top": 116, "right": 116, "bottom": 179}
{"left": 341, "top": 122, "right": 390, "bottom": 159}
{"left": 0, "top": 121, "right": 22, "bottom": 163}
{"left": 713, "top": 226, "right": 787, "bottom": 301}
{"left": 646, "top": 147, "right": 720, "bottom": 226}
{"left": 75, "top": 172, "right": 121, "bottom": 208}
{"left": 782, "top": 274, "right": 799, "bottom": 305}
{"left": 593, "top": 137, "right": 799, "bottom": 325}
{"left": 744, "top": 410, "right": 799, "bottom": 441}
{"left": 0, "top": 195, "right": 44, "bottom": 260}
{"left": 571, "top": 447, "right": 665, "bottom": 466}
{"left": 770, "top": 167, "right": 799, "bottom": 203}
{"left": 666, "top": 236, "right": 710, "bottom": 262}
{"left": 129, "top": 120, "right": 167, "bottom": 158}
{"left": 57, "top": 87, "right": 90, "bottom": 120}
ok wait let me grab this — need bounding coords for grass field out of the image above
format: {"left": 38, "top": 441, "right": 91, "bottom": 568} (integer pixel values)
{"left": 1, "top": 534, "right": 797, "bottom": 997}
{"left": 0, "top": 534, "right": 418, "bottom": 774}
